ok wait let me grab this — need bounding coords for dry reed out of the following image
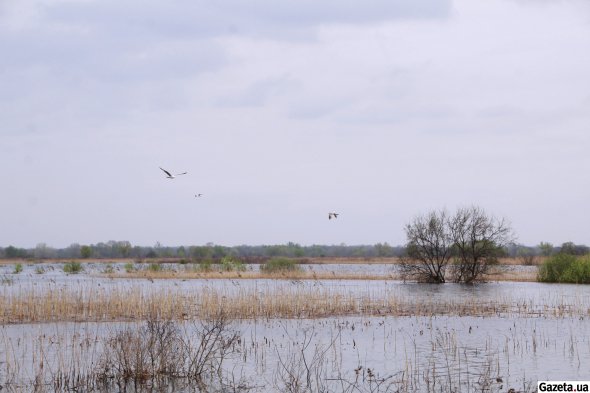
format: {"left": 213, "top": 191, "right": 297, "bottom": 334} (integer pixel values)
{"left": 1, "top": 284, "right": 587, "bottom": 324}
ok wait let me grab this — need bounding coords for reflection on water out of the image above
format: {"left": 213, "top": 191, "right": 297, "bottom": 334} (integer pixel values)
{"left": 2, "top": 315, "right": 588, "bottom": 391}
{"left": 1, "top": 262, "right": 589, "bottom": 390}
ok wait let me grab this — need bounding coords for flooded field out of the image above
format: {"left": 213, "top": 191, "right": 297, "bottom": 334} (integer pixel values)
{"left": 1, "top": 262, "right": 588, "bottom": 392}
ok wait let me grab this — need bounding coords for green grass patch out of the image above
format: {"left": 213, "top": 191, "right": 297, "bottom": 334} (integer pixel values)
{"left": 196, "top": 260, "right": 214, "bottom": 272}
{"left": 63, "top": 261, "right": 83, "bottom": 274}
{"left": 538, "top": 254, "right": 590, "bottom": 283}
{"left": 220, "top": 256, "right": 246, "bottom": 272}
{"left": 13, "top": 263, "right": 23, "bottom": 274}
{"left": 124, "top": 262, "right": 135, "bottom": 273}
{"left": 147, "top": 263, "right": 163, "bottom": 272}
{"left": 260, "top": 257, "right": 300, "bottom": 273}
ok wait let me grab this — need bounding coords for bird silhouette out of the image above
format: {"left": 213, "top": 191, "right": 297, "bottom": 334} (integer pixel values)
{"left": 159, "top": 167, "right": 188, "bottom": 179}
{"left": 328, "top": 212, "right": 339, "bottom": 220}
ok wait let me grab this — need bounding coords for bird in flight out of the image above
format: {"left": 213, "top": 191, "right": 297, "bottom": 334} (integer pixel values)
{"left": 159, "top": 167, "right": 188, "bottom": 179}
{"left": 328, "top": 212, "right": 339, "bottom": 220}
{"left": 195, "top": 193, "right": 203, "bottom": 198}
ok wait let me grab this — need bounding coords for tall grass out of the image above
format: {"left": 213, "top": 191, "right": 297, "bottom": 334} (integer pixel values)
{"left": 1, "top": 284, "right": 588, "bottom": 324}
{"left": 63, "top": 261, "right": 83, "bottom": 274}
{"left": 220, "top": 256, "right": 246, "bottom": 272}
{"left": 260, "top": 257, "right": 301, "bottom": 273}
{"left": 538, "top": 254, "right": 590, "bottom": 283}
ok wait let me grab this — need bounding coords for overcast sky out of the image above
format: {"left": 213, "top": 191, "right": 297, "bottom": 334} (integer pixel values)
{"left": 1, "top": 0, "right": 589, "bottom": 248}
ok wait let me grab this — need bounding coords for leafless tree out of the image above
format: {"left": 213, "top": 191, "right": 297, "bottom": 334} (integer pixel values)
{"left": 400, "top": 209, "right": 453, "bottom": 283}
{"left": 448, "top": 206, "right": 515, "bottom": 283}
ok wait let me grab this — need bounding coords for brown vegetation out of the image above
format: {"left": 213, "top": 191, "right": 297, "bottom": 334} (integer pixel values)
{"left": 0, "top": 282, "right": 585, "bottom": 324}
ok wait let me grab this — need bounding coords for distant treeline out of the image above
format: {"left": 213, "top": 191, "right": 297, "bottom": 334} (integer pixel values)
{"left": 0, "top": 241, "right": 587, "bottom": 260}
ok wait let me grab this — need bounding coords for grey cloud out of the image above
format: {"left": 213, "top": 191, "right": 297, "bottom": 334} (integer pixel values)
{"left": 44, "top": 0, "right": 451, "bottom": 40}
{"left": 216, "top": 75, "right": 300, "bottom": 107}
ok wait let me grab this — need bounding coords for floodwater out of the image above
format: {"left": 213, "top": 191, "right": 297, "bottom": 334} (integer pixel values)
{"left": 2, "top": 315, "right": 589, "bottom": 391}
{"left": 1, "top": 262, "right": 589, "bottom": 391}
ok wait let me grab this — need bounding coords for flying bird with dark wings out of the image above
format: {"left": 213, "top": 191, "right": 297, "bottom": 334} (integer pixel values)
{"left": 159, "top": 167, "right": 188, "bottom": 179}
{"left": 328, "top": 212, "right": 339, "bottom": 220}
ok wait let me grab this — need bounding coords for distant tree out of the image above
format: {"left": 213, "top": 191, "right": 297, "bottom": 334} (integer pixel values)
{"left": 516, "top": 246, "right": 536, "bottom": 266}
{"left": 190, "top": 246, "right": 212, "bottom": 259}
{"left": 538, "top": 242, "right": 554, "bottom": 257}
{"left": 4, "top": 246, "right": 19, "bottom": 259}
{"left": 212, "top": 245, "right": 228, "bottom": 259}
{"left": 145, "top": 249, "right": 158, "bottom": 258}
{"left": 131, "top": 246, "right": 143, "bottom": 258}
{"left": 117, "top": 241, "right": 132, "bottom": 258}
{"left": 448, "top": 206, "right": 515, "bottom": 283}
{"left": 265, "top": 245, "right": 283, "bottom": 257}
{"left": 177, "top": 246, "right": 186, "bottom": 258}
{"left": 559, "top": 242, "right": 589, "bottom": 256}
{"left": 375, "top": 242, "right": 394, "bottom": 257}
{"left": 401, "top": 209, "right": 453, "bottom": 283}
{"left": 34, "top": 243, "right": 54, "bottom": 259}
{"left": 4, "top": 245, "right": 28, "bottom": 259}
{"left": 80, "top": 245, "right": 92, "bottom": 259}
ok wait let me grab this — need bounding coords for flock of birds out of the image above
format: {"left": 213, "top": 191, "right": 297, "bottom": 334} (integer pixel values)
{"left": 159, "top": 166, "right": 339, "bottom": 220}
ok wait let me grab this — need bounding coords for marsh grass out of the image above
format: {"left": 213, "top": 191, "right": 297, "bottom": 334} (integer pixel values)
{"left": 0, "top": 317, "right": 540, "bottom": 393}
{"left": 63, "top": 261, "right": 83, "bottom": 274}
{"left": 261, "top": 257, "right": 301, "bottom": 273}
{"left": 147, "top": 262, "right": 164, "bottom": 273}
{"left": 108, "top": 268, "right": 392, "bottom": 281}
{"left": 1, "top": 284, "right": 588, "bottom": 324}
{"left": 221, "top": 256, "right": 246, "bottom": 272}
{"left": 13, "top": 263, "right": 23, "bottom": 274}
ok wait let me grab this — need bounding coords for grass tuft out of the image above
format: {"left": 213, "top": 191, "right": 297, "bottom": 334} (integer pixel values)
{"left": 63, "top": 261, "right": 83, "bottom": 274}
{"left": 260, "top": 257, "right": 300, "bottom": 273}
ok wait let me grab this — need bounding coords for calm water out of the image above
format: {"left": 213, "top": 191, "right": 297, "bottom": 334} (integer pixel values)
{"left": 2, "top": 315, "right": 588, "bottom": 391}
{"left": 1, "top": 262, "right": 589, "bottom": 391}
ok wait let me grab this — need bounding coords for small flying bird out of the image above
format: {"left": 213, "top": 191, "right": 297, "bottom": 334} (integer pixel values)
{"left": 328, "top": 212, "right": 339, "bottom": 220}
{"left": 195, "top": 193, "right": 203, "bottom": 198}
{"left": 159, "top": 167, "right": 188, "bottom": 179}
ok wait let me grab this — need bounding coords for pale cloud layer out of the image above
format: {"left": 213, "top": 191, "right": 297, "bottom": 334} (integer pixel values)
{"left": 1, "top": 0, "right": 589, "bottom": 248}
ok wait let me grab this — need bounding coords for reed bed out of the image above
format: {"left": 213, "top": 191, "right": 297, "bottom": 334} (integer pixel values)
{"left": 1, "top": 284, "right": 588, "bottom": 324}
{"left": 103, "top": 269, "right": 397, "bottom": 281}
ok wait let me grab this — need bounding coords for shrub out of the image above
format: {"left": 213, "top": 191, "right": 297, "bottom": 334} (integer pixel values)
{"left": 103, "top": 264, "right": 114, "bottom": 274}
{"left": 13, "top": 263, "right": 23, "bottom": 274}
{"left": 124, "top": 262, "right": 135, "bottom": 273}
{"left": 538, "top": 254, "right": 590, "bottom": 283}
{"left": 220, "top": 256, "right": 246, "bottom": 272}
{"left": 35, "top": 266, "right": 45, "bottom": 274}
{"left": 197, "top": 260, "right": 213, "bottom": 272}
{"left": 147, "top": 263, "right": 163, "bottom": 273}
{"left": 63, "top": 261, "right": 83, "bottom": 274}
{"left": 261, "top": 257, "right": 300, "bottom": 273}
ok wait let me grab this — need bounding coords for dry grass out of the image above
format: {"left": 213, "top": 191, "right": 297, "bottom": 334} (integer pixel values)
{"left": 100, "top": 262, "right": 536, "bottom": 282}
{"left": 1, "top": 283, "right": 587, "bottom": 324}
{"left": 103, "top": 269, "right": 398, "bottom": 281}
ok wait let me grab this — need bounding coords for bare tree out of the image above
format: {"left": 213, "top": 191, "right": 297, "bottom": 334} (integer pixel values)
{"left": 401, "top": 209, "right": 453, "bottom": 283}
{"left": 448, "top": 206, "right": 515, "bottom": 283}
